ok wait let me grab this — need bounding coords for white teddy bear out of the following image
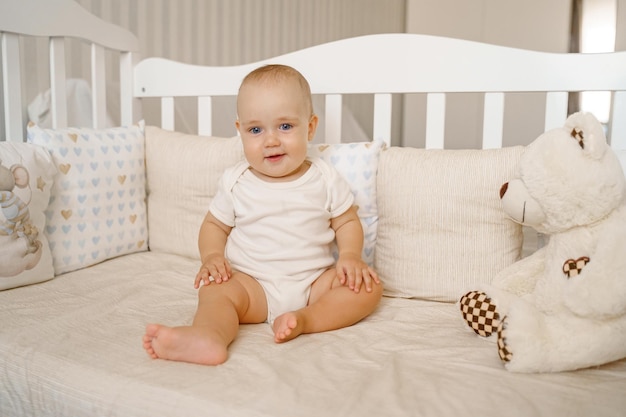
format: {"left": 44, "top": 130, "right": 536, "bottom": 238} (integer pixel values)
{"left": 459, "top": 112, "right": 626, "bottom": 373}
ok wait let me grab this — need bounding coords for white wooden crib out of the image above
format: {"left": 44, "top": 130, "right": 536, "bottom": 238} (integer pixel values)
{"left": 3, "top": 1, "right": 626, "bottom": 417}
{"left": 2, "top": 0, "right": 626, "bottom": 151}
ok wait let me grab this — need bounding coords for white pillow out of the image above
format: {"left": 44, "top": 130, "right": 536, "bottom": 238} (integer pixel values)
{"left": 375, "top": 146, "right": 524, "bottom": 302}
{"left": 308, "top": 140, "right": 385, "bottom": 265}
{"left": 27, "top": 123, "right": 148, "bottom": 275}
{"left": 145, "top": 126, "right": 244, "bottom": 259}
{"left": 0, "top": 142, "right": 56, "bottom": 289}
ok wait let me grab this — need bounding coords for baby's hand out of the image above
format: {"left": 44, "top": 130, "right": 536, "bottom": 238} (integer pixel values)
{"left": 194, "top": 255, "right": 232, "bottom": 289}
{"left": 336, "top": 253, "right": 381, "bottom": 293}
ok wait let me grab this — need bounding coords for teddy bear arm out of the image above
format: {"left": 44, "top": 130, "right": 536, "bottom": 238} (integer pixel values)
{"left": 562, "top": 216, "right": 626, "bottom": 319}
{"left": 564, "top": 258, "right": 626, "bottom": 319}
{"left": 491, "top": 246, "right": 546, "bottom": 296}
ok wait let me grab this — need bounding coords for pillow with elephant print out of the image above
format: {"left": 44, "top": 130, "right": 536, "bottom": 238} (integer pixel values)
{"left": 0, "top": 142, "right": 56, "bottom": 290}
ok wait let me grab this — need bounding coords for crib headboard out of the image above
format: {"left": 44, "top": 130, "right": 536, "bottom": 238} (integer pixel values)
{"left": 134, "top": 35, "right": 626, "bottom": 149}
{"left": 2, "top": 0, "right": 626, "bottom": 151}
{"left": 0, "top": 0, "right": 139, "bottom": 141}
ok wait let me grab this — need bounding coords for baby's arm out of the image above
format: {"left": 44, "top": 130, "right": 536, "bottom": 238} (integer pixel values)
{"left": 195, "top": 211, "right": 233, "bottom": 288}
{"left": 331, "top": 205, "right": 381, "bottom": 293}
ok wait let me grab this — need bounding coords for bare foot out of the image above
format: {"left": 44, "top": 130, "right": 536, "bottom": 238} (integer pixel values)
{"left": 272, "top": 312, "right": 304, "bottom": 343}
{"left": 142, "top": 323, "right": 228, "bottom": 365}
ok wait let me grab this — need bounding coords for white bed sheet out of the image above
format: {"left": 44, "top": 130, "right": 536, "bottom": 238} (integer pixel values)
{"left": 1, "top": 251, "right": 625, "bottom": 417}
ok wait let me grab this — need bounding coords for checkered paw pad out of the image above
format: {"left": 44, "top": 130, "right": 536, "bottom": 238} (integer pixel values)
{"left": 497, "top": 318, "right": 512, "bottom": 362}
{"left": 562, "top": 256, "right": 590, "bottom": 278}
{"left": 459, "top": 291, "right": 500, "bottom": 337}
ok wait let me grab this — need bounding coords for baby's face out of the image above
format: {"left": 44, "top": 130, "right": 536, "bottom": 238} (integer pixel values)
{"left": 236, "top": 78, "right": 317, "bottom": 182}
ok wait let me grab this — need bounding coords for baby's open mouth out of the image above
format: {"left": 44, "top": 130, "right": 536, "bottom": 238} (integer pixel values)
{"left": 265, "top": 154, "right": 285, "bottom": 162}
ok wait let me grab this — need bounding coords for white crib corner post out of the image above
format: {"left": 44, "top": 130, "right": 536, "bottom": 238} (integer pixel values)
{"left": 49, "top": 36, "right": 68, "bottom": 129}
{"left": 609, "top": 91, "right": 626, "bottom": 150}
{"left": 1, "top": 32, "right": 24, "bottom": 142}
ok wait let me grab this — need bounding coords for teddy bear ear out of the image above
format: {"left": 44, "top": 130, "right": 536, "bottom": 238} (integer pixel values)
{"left": 564, "top": 112, "right": 607, "bottom": 160}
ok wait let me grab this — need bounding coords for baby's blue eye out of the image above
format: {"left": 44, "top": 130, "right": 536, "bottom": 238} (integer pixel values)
{"left": 249, "top": 127, "right": 261, "bottom": 134}
{"left": 279, "top": 123, "right": 292, "bottom": 131}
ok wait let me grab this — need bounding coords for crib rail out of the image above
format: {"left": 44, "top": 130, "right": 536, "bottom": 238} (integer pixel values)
{"left": 2, "top": 3, "right": 626, "bottom": 151}
{"left": 0, "top": 0, "right": 139, "bottom": 142}
{"left": 134, "top": 34, "right": 626, "bottom": 149}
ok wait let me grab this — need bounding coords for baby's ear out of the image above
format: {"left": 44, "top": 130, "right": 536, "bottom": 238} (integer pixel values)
{"left": 308, "top": 114, "right": 319, "bottom": 141}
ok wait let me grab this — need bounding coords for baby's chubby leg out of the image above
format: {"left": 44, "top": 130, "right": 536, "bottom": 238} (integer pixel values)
{"left": 143, "top": 272, "right": 268, "bottom": 365}
{"left": 272, "top": 268, "right": 383, "bottom": 343}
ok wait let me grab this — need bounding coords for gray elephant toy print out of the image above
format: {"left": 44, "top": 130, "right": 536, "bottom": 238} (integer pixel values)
{"left": 0, "top": 159, "right": 43, "bottom": 276}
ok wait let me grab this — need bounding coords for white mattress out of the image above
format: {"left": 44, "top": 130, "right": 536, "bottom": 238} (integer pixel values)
{"left": 1, "top": 251, "right": 625, "bottom": 417}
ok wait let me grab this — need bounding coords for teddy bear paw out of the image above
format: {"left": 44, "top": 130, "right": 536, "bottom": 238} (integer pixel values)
{"left": 459, "top": 291, "right": 500, "bottom": 337}
{"left": 496, "top": 317, "right": 513, "bottom": 362}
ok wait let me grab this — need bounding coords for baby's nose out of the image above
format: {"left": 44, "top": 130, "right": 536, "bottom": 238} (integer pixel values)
{"left": 265, "top": 132, "right": 280, "bottom": 145}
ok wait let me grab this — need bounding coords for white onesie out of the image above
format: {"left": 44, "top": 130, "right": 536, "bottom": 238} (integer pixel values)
{"left": 209, "top": 157, "right": 354, "bottom": 323}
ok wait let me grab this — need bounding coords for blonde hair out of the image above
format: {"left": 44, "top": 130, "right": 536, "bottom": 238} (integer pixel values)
{"left": 238, "top": 64, "right": 314, "bottom": 116}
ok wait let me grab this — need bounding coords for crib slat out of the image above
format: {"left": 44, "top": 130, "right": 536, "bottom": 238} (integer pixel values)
{"left": 482, "top": 92, "right": 505, "bottom": 149}
{"left": 120, "top": 51, "right": 134, "bottom": 127}
{"left": 425, "top": 93, "right": 445, "bottom": 149}
{"left": 324, "top": 94, "right": 342, "bottom": 144}
{"left": 49, "top": 37, "right": 67, "bottom": 129}
{"left": 1, "top": 33, "right": 23, "bottom": 141}
{"left": 544, "top": 91, "right": 568, "bottom": 132}
{"left": 610, "top": 91, "right": 626, "bottom": 150}
{"left": 373, "top": 93, "right": 392, "bottom": 146}
{"left": 198, "top": 96, "right": 212, "bottom": 136}
{"left": 161, "top": 97, "right": 175, "bottom": 131}
{"left": 91, "top": 44, "right": 107, "bottom": 129}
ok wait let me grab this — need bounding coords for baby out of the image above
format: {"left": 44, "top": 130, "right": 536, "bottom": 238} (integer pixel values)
{"left": 143, "top": 64, "right": 383, "bottom": 365}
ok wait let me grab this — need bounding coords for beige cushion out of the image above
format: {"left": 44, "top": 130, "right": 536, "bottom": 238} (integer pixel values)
{"left": 375, "top": 146, "right": 524, "bottom": 302}
{"left": 145, "top": 126, "right": 244, "bottom": 259}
